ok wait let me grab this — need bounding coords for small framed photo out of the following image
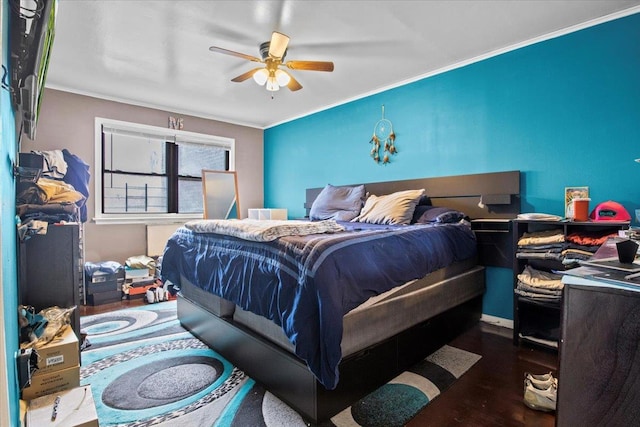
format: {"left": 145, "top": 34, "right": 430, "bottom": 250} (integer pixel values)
{"left": 565, "top": 186, "right": 589, "bottom": 219}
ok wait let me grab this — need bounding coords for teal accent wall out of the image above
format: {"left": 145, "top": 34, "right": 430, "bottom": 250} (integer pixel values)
{"left": 264, "top": 13, "right": 640, "bottom": 320}
{"left": 484, "top": 267, "right": 514, "bottom": 319}
{"left": 2, "top": 0, "right": 20, "bottom": 424}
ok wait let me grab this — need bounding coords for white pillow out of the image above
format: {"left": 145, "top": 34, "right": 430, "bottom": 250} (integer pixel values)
{"left": 352, "top": 189, "right": 425, "bottom": 225}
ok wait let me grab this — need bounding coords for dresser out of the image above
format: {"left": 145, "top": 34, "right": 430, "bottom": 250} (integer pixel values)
{"left": 557, "top": 275, "right": 640, "bottom": 426}
{"left": 19, "top": 223, "right": 82, "bottom": 338}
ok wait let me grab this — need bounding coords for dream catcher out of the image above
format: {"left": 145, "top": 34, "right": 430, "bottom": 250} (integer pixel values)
{"left": 369, "top": 105, "right": 397, "bottom": 164}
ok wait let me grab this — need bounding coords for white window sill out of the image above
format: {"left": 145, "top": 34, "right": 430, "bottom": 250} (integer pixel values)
{"left": 93, "top": 213, "right": 203, "bottom": 225}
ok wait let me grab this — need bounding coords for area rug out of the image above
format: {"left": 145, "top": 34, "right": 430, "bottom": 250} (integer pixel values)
{"left": 80, "top": 301, "right": 481, "bottom": 427}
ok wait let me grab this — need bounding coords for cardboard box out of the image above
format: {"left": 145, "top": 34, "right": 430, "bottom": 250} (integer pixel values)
{"left": 22, "top": 364, "right": 80, "bottom": 401}
{"left": 125, "top": 267, "right": 150, "bottom": 279}
{"left": 27, "top": 385, "right": 98, "bottom": 427}
{"left": 24, "top": 325, "right": 79, "bottom": 376}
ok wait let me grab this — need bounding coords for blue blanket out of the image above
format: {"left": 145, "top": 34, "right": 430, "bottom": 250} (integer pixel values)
{"left": 160, "top": 221, "right": 477, "bottom": 389}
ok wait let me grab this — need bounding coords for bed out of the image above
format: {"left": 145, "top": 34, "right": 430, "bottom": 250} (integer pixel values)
{"left": 160, "top": 170, "right": 520, "bottom": 424}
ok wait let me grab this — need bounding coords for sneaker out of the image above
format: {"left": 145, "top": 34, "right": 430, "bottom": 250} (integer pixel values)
{"left": 525, "top": 371, "right": 557, "bottom": 390}
{"left": 523, "top": 379, "right": 556, "bottom": 412}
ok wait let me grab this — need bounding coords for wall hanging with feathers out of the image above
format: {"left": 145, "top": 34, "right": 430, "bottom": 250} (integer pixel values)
{"left": 369, "top": 105, "right": 397, "bottom": 164}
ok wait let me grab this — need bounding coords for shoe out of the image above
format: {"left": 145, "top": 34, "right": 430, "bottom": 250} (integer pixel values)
{"left": 523, "top": 379, "right": 556, "bottom": 412}
{"left": 525, "top": 371, "right": 557, "bottom": 390}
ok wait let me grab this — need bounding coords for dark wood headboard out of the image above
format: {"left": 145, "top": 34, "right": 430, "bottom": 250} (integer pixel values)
{"left": 305, "top": 170, "right": 520, "bottom": 219}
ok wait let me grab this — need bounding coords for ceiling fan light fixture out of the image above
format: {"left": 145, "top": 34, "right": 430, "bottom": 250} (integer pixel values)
{"left": 253, "top": 68, "right": 269, "bottom": 85}
{"left": 210, "top": 30, "right": 333, "bottom": 93}
{"left": 275, "top": 69, "right": 291, "bottom": 86}
{"left": 266, "top": 76, "right": 280, "bottom": 91}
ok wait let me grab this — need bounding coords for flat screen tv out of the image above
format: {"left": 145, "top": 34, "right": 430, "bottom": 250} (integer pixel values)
{"left": 10, "top": 0, "right": 57, "bottom": 141}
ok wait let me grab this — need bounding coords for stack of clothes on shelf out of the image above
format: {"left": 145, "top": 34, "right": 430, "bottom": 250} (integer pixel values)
{"left": 516, "top": 228, "right": 620, "bottom": 269}
{"left": 564, "top": 229, "right": 621, "bottom": 265}
{"left": 516, "top": 229, "right": 566, "bottom": 265}
{"left": 515, "top": 228, "right": 621, "bottom": 303}
{"left": 515, "top": 265, "right": 564, "bottom": 304}
{"left": 16, "top": 150, "right": 90, "bottom": 240}
{"left": 16, "top": 149, "right": 90, "bottom": 224}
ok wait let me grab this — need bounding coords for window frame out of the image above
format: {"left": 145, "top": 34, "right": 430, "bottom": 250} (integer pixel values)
{"left": 94, "top": 117, "right": 235, "bottom": 225}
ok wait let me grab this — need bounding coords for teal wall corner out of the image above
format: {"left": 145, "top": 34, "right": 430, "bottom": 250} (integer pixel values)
{"left": 264, "top": 13, "right": 640, "bottom": 319}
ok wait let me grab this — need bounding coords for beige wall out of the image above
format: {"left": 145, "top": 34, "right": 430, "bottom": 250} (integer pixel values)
{"left": 20, "top": 88, "right": 264, "bottom": 264}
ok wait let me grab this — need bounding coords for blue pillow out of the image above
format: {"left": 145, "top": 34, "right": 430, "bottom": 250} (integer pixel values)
{"left": 417, "top": 195, "right": 432, "bottom": 206}
{"left": 412, "top": 205, "right": 465, "bottom": 224}
{"left": 309, "top": 184, "right": 366, "bottom": 221}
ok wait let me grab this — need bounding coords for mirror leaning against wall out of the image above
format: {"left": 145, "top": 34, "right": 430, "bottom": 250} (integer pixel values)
{"left": 202, "top": 170, "right": 240, "bottom": 219}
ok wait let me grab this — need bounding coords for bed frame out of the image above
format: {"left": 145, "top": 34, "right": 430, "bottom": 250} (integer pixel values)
{"left": 177, "top": 170, "right": 520, "bottom": 424}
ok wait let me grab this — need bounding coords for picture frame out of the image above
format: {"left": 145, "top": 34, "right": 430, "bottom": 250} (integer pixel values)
{"left": 565, "top": 186, "right": 589, "bottom": 219}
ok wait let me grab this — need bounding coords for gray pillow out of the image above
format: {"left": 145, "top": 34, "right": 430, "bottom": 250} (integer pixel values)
{"left": 352, "top": 189, "right": 425, "bottom": 225}
{"left": 309, "top": 184, "right": 366, "bottom": 221}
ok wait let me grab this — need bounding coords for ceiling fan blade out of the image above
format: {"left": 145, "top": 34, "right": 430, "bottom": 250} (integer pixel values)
{"left": 268, "top": 31, "right": 290, "bottom": 58}
{"left": 209, "top": 46, "right": 262, "bottom": 63}
{"left": 231, "top": 68, "right": 263, "bottom": 82}
{"left": 285, "top": 60, "right": 334, "bottom": 72}
{"left": 285, "top": 72, "right": 302, "bottom": 91}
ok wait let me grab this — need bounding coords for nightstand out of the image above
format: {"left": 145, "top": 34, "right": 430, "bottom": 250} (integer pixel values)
{"left": 470, "top": 219, "right": 513, "bottom": 268}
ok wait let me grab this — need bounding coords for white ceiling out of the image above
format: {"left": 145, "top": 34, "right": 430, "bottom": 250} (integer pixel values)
{"left": 46, "top": 0, "right": 640, "bottom": 129}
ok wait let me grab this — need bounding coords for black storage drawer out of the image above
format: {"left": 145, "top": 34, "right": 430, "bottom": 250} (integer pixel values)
{"left": 87, "top": 289, "right": 122, "bottom": 306}
{"left": 471, "top": 219, "right": 513, "bottom": 268}
{"left": 85, "top": 271, "right": 119, "bottom": 295}
{"left": 86, "top": 279, "right": 118, "bottom": 295}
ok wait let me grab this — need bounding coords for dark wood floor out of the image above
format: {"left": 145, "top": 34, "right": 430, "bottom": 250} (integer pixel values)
{"left": 80, "top": 301, "right": 557, "bottom": 426}
{"left": 408, "top": 322, "right": 557, "bottom": 427}
{"left": 79, "top": 297, "right": 150, "bottom": 316}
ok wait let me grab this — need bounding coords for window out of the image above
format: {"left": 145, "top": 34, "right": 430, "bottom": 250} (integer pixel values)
{"left": 95, "top": 118, "right": 235, "bottom": 224}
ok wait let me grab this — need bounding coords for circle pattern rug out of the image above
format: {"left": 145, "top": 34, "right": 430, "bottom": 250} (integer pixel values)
{"left": 80, "top": 302, "right": 480, "bottom": 427}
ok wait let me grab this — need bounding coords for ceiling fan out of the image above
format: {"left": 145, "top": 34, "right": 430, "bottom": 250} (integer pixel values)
{"left": 209, "top": 31, "right": 334, "bottom": 92}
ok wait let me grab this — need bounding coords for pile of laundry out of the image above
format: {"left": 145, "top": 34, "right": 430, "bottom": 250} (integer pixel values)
{"left": 16, "top": 150, "right": 90, "bottom": 240}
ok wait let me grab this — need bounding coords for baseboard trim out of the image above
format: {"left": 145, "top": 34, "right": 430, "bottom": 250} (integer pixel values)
{"left": 481, "top": 314, "right": 513, "bottom": 329}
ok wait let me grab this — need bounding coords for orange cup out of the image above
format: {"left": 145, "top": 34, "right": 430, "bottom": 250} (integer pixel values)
{"left": 573, "top": 198, "right": 590, "bottom": 221}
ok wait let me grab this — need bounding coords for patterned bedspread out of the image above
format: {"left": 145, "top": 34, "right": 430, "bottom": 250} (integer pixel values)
{"left": 160, "top": 220, "right": 477, "bottom": 389}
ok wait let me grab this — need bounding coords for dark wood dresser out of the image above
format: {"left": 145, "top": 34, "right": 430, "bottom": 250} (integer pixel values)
{"left": 557, "top": 276, "right": 640, "bottom": 426}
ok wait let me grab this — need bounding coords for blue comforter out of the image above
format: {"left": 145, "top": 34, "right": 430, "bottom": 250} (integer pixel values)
{"left": 160, "top": 220, "right": 477, "bottom": 389}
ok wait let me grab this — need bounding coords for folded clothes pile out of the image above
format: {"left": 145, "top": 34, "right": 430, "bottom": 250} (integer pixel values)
{"left": 515, "top": 265, "right": 564, "bottom": 303}
{"left": 516, "top": 228, "right": 619, "bottom": 268}
{"left": 516, "top": 229, "right": 565, "bottom": 263}
{"left": 16, "top": 149, "right": 90, "bottom": 224}
{"left": 564, "top": 229, "right": 619, "bottom": 266}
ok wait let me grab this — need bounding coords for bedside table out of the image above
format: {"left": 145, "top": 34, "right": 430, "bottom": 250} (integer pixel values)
{"left": 470, "top": 219, "right": 513, "bottom": 268}
{"left": 247, "top": 208, "right": 288, "bottom": 220}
